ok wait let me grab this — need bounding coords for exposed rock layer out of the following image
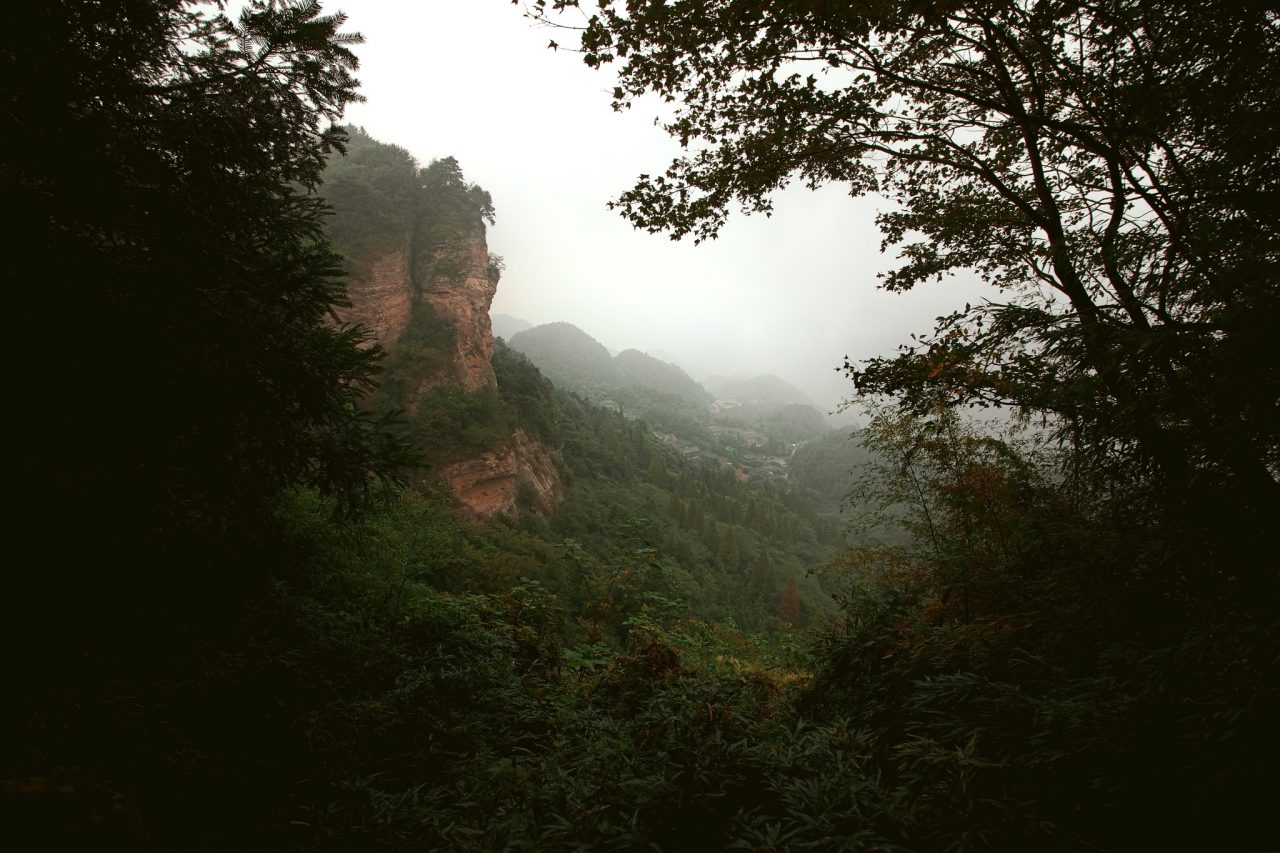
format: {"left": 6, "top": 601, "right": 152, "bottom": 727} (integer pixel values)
{"left": 335, "top": 249, "right": 412, "bottom": 349}
{"left": 439, "top": 428, "right": 564, "bottom": 518}
{"left": 424, "top": 240, "right": 497, "bottom": 392}
{"left": 341, "top": 233, "right": 562, "bottom": 519}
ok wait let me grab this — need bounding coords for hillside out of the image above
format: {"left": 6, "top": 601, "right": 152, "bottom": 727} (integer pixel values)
{"left": 703, "top": 373, "right": 828, "bottom": 450}
{"left": 506, "top": 321, "right": 616, "bottom": 393}
{"left": 11, "top": 6, "right": 1278, "bottom": 852}
{"left": 321, "top": 133, "right": 845, "bottom": 632}
{"left": 614, "top": 348, "right": 713, "bottom": 409}
{"left": 509, "top": 323, "right": 712, "bottom": 437}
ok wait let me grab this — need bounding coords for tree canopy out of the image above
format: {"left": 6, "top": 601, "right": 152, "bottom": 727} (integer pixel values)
{"left": 3, "top": 0, "right": 411, "bottom": 644}
{"left": 528, "top": 0, "right": 1280, "bottom": 546}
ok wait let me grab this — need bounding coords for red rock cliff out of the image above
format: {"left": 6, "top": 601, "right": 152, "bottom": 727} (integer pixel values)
{"left": 333, "top": 248, "right": 412, "bottom": 349}
{"left": 342, "top": 232, "right": 562, "bottom": 520}
{"left": 439, "top": 428, "right": 565, "bottom": 518}
{"left": 424, "top": 239, "right": 497, "bottom": 391}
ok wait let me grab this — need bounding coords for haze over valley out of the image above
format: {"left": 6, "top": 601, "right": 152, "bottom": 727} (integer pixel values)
{"left": 9, "top": 2, "right": 1277, "bottom": 850}
{"left": 334, "top": 0, "right": 996, "bottom": 414}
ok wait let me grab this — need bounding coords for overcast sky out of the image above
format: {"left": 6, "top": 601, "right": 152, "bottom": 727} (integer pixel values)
{"left": 332, "top": 0, "right": 992, "bottom": 413}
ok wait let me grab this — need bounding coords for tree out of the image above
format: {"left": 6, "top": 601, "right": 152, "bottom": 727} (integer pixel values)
{"left": 718, "top": 525, "right": 742, "bottom": 571}
{"left": 3, "top": 0, "right": 411, "bottom": 646}
{"left": 778, "top": 574, "right": 801, "bottom": 626}
{"left": 746, "top": 550, "right": 777, "bottom": 603}
{"left": 527, "top": 0, "right": 1279, "bottom": 543}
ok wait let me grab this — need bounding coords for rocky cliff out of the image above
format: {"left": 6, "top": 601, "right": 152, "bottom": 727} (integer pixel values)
{"left": 415, "top": 238, "right": 563, "bottom": 519}
{"left": 334, "top": 248, "right": 412, "bottom": 349}
{"left": 440, "top": 428, "right": 564, "bottom": 518}
{"left": 322, "top": 130, "right": 562, "bottom": 519}
{"left": 404, "top": 238, "right": 499, "bottom": 407}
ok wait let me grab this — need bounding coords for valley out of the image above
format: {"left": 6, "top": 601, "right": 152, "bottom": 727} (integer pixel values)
{"left": 7, "top": 4, "right": 1276, "bottom": 851}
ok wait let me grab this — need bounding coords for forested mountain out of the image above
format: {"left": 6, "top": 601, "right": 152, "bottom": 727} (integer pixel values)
{"left": 318, "top": 127, "right": 850, "bottom": 629}
{"left": 507, "top": 320, "right": 836, "bottom": 450}
{"left": 614, "top": 348, "right": 713, "bottom": 410}
{"left": 506, "top": 321, "right": 615, "bottom": 392}
{"left": 6, "top": 2, "right": 1277, "bottom": 852}
{"left": 318, "top": 130, "right": 847, "bottom": 625}
{"left": 509, "top": 322, "right": 713, "bottom": 437}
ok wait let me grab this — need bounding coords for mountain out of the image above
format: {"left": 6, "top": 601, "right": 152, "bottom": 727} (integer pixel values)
{"left": 701, "top": 373, "right": 828, "bottom": 447}
{"left": 703, "top": 373, "right": 816, "bottom": 408}
{"left": 506, "top": 321, "right": 616, "bottom": 392}
{"left": 614, "top": 349, "right": 713, "bottom": 408}
{"left": 491, "top": 312, "right": 533, "bottom": 341}
{"left": 322, "top": 129, "right": 563, "bottom": 517}
{"left": 508, "top": 323, "right": 712, "bottom": 437}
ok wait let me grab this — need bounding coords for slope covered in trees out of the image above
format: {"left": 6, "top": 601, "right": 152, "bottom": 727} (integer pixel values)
{"left": 318, "top": 126, "right": 843, "bottom": 630}
{"left": 704, "top": 373, "right": 816, "bottom": 408}
{"left": 509, "top": 321, "right": 714, "bottom": 437}
{"left": 507, "top": 321, "right": 616, "bottom": 394}
{"left": 526, "top": 0, "right": 1280, "bottom": 847}
{"left": 6, "top": 1, "right": 1277, "bottom": 850}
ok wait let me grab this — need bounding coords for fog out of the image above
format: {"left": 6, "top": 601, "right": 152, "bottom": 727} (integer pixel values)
{"left": 334, "top": 0, "right": 993, "bottom": 413}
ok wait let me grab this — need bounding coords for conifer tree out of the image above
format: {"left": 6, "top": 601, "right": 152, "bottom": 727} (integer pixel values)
{"left": 4, "top": 0, "right": 411, "bottom": 647}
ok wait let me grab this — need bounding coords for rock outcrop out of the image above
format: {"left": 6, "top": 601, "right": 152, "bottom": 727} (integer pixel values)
{"left": 422, "top": 239, "right": 498, "bottom": 392}
{"left": 416, "top": 239, "right": 562, "bottom": 518}
{"left": 411, "top": 237, "right": 562, "bottom": 518}
{"left": 440, "top": 428, "right": 564, "bottom": 518}
{"left": 323, "top": 132, "right": 563, "bottom": 520}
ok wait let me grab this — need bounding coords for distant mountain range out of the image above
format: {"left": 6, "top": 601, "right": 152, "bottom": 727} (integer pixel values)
{"left": 503, "top": 320, "right": 843, "bottom": 451}
{"left": 491, "top": 313, "right": 533, "bottom": 341}
{"left": 494, "top": 316, "right": 816, "bottom": 407}
{"left": 507, "top": 322, "right": 711, "bottom": 436}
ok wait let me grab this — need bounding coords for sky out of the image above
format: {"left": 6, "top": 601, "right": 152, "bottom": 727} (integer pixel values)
{"left": 332, "top": 0, "right": 993, "bottom": 414}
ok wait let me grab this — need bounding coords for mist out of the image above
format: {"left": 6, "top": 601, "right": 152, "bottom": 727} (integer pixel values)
{"left": 334, "top": 0, "right": 993, "bottom": 413}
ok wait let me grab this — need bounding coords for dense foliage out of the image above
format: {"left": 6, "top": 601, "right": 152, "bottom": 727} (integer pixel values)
{"left": 7, "top": 0, "right": 1277, "bottom": 849}
{"left": 523, "top": 0, "right": 1280, "bottom": 846}
{"left": 3, "top": 1, "right": 411, "bottom": 655}
{"left": 533, "top": 0, "right": 1280, "bottom": 530}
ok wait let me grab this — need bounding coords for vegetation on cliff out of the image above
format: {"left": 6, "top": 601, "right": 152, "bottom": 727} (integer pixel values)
{"left": 322, "top": 128, "right": 507, "bottom": 467}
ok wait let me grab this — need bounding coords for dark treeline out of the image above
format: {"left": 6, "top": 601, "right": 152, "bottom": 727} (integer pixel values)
{"left": 3, "top": 2, "right": 1278, "bottom": 851}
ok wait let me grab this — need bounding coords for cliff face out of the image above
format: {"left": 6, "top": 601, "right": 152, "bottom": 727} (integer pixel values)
{"left": 322, "top": 133, "right": 562, "bottom": 520}
{"left": 380, "top": 238, "right": 561, "bottom": 519}
{"left": 406, "top": 238, "right": 498, "bottom": 406}
{"left": 440, "top": 428, "right": 564, "bottom": 518}
{"left": 334, "top": 249, "right": 412, "bottom": 349}
{"left": 413, "top": 236, "right": 563, "bottom": 519}
{"left": 407, "top": 230, "right": 563, "bottom": 517}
